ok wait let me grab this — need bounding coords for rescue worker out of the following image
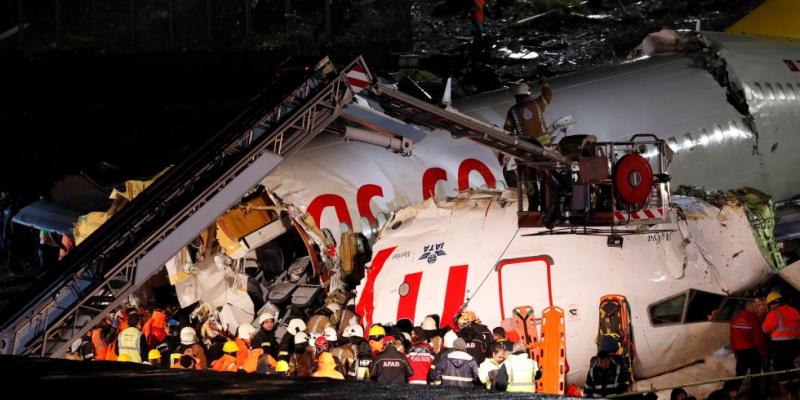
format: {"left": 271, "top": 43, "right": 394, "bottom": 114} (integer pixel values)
{"left": 583, "top": 350, "right": 631, "bottom": 397}
{"left": 116, "top": 312, "right": 147, "bottom": 363}
{"left": 288, "top": 332, "right": 314, "bottom": 377}
{"left": 492, "top": 327, "right": 514, "bottom": 352}
{"left": 251, "top": 312, "right": 278, "bottom": 359}
{"left": 155, "top": 318, "right": 181, "bottom": 367}
{"left": 457, "top": 312, "right": 493, "bottom": 364}
{"left": 431, "top": 338, "right": 479, "bottom": 388}
{"left": 504, "top": 80, "right": 553, "bottom": 146}
{"left": 479, "top": 343, "right": 507, "bottom": 390}
{"left": 141, "top": 308, "right": 168, "bottom": 349}
{"left": 503, "top": 80, "right": 554, "bottom": 213}
{"left": 328, "top": 326, "right": 356, "bottom": 376}
{"left": 235, "top": 323, "right": 257, "bottom": 368}
{"left": 174, "top": 327, "right": 207, "bottom": 369}
{"left": 371, "top": 335, "right": 414, "bottom": 384}
{"left": 495, "top": 342, "right": 539, "bottom": 393}
{"left": 729, "top": 298, "right": 767, "bottom": 398}
{"left": 312, "top": 352, "right": 345, "bottom": 380}
{"left": 146, "top": 349, "right": 162, "bottom": 367}
{"left": 354, "top": 339, "right": 374, "bottom": 380}
{"left": 420, "top": 315, "right": 442, "bottom": 353}
{"left": 368, "top": 325, "right": 386, "bottom": 356}
{"left": 407, "top": 327, "right": 435, "bottom": 384}
{"left": 211, "top": 340, "right": 240, "bottom": 372}
{"left": 469, "top": 0, "right": 489, "bottom": 41}
{"left": 279, "top": 318, "right": 307, "bottom": 361}
{"left": 90, "top": 315, "right": 116, "bottom": 361}
{"left": 761, "top": 292, "right": 800, "bottom": 375}
{"left": 430, "top": 330, "right": 459, "bottom": 384}
{"left": 314, "top": 335, "right": 332, "bottom": 360}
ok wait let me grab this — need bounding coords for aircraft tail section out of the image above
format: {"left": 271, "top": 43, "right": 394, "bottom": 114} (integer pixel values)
{"left": 727, "top": 0, "right": 800, "bottom": 40}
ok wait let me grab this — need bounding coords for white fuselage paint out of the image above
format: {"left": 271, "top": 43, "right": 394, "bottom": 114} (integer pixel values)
{"left": 354, "top": 193, "right": 772, "bottom": 383}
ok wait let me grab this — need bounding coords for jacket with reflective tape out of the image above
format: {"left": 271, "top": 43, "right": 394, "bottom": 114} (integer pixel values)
{"left": 584, "top": 355, "right": 630, "bottom": 397}
{"left": 118, "top": 327, "right": 145, "bottom": 363}
{"left": 406, "top": 343, "right": 435, "bottom": 384}
{"left": 496, "top": 354, "right": 538, "bottom": 393}
{"left": 762, "top": 304, "right": 800, "bottom": 341}
{"left": 431, "top": 350, "right": 479, "bottom": 388}
{"left": 730, "top": 309, "right": 767, "bottom": 358}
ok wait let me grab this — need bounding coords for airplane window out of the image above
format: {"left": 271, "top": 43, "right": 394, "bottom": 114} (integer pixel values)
{"left": 648, "top": 293, "right": 686, "bottom": 326}
{"left": 711, "top": 297, "right": 748, "bottom": 323}
{"left": 684, "top": 289, "right": 725, "bottom": 323}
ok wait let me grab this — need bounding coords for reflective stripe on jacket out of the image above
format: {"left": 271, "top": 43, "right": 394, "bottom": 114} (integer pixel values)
{"left": 505, "top": 354, "right": 537, "bottom": 393}
{"left": 762, "top": 305, "right": 800, "bottom": 341}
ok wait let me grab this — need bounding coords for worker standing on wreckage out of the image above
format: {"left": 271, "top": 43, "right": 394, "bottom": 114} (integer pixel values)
{"left": 503, "top": 79, "right": 554, "bottom": 213}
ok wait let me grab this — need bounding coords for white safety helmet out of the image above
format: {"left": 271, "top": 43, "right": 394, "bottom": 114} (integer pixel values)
{"left": 294, "top": 331, "right": 309, "bottom": 346}
{"left": 510, "top": 82, "right": 531, "bottom": 96}
{"left": 237, "top": 324, "right": 257, "bottom": 340}
{"left": 443, "top": 331, "right": 458, "bottom": 349}
{"left": 180, "top": 327, "right": 197, "bottom": 345}
{"left": 287, "top": 318, "right": 307, "bottom": 335}
{"left": 257, "top": 312, "right": 276, "bottom": 325}
{"left": 421, "top": 316, "right": 438, "bottom": 331}
{"left": 323, "top": 326, "right": 338, "bottom": 342}
{"left": 342, "top": 324, "right": 364, "bottom": 339}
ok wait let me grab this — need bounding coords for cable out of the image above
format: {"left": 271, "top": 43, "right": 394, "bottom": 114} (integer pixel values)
{"left": 460, "top": 225, "right": 520, "bottom": 311}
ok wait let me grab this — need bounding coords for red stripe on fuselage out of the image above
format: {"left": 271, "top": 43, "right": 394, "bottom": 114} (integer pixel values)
{"left": 441, "top": 265, "right": 469, "bottom": 328}
{"left": 355, "top": 247, "right": 397, "bottom": 329}
{"left": 396, "top": 272, "right": 423, "bottom": 324}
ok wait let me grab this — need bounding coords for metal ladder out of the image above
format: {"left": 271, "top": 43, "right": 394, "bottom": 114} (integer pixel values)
{"left": 365, "top": 82, "right": 571, "bottom": 168}
{"left": 0, "top": 56, "right": 355, "bottom": 358}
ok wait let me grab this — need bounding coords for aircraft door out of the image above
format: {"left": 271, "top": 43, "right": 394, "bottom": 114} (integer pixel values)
{"left": 497, "top": 256, "right": 555, "bottom": 321}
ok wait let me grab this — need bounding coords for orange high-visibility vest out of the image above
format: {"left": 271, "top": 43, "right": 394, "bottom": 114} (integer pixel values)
{"left": 91, "top": 328, "right": 109, "bottom": 360}
{"left": 763, "top": 305, "right": 800, "bottom": 341}
{"left": 211, "top": 354, "right": 239, "bottom": 372}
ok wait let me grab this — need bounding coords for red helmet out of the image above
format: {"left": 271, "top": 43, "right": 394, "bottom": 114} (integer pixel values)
{"left": 314, "top": 335, "right": 331, "bottom": 352}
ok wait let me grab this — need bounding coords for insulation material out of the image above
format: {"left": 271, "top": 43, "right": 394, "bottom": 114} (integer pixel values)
{"left": 220, "top": 291, "right": 256, "bottom": 335}
{"left": 217, "top": 196, "right": 274, "bottom": 242}
{"left": 216, "top": 225, "right": 245, "bottom": 258}
{"left": 164, "top": 248, "right": 193, "bottom": 285}
{"left": 73, "top": 168, "right": 170, "bottom": 245}
{"left": 174, "top": 277, "right": 199, "bottom": 309}
{"left": 193, "top": 258, "right": 229, "bottom": 308}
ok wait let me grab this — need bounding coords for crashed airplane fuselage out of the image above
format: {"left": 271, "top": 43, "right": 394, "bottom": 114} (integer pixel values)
{"left": 353, "top": 190, "right": 773, "bottom": 382}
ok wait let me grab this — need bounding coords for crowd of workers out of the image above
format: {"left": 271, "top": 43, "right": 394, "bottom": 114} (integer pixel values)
{"left": 65, "top": 285, "right": 800, "bottom": 399}
{"left": 70, "top": 300, "right": 634, "bottom": 397}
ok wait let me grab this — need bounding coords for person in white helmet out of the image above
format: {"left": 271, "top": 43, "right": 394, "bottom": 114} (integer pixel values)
{"left": 173, "top": 326, "right": 207, "bottom": 369}
{"left": 503, "top": 79, "right": 553, "bottom": 214}
{"left": 279, "top": 318, "right": 307, "bottom": 361}
{"left": 343, "top": 323, "right": 367, "bottom": 379}
{"left": 429, "top": 330, "right": 459, "bottom": 385}
{"left": 251, "top": 312, "right": 278, "bottom": 359}
{"left": 234, "top": 323, "right": 257, "bottom": 367}
{"left": 328, "top": 325, "right": 356, "bottom": 376}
